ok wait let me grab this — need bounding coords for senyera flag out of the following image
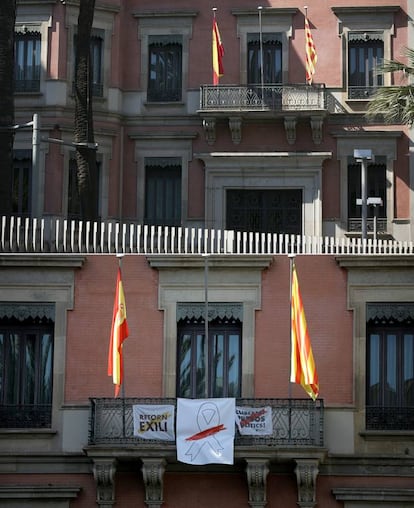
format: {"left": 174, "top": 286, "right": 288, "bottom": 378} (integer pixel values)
{"left": 290, "top": 261, "right": 319, "bottom": 400}
{"left": 107, "top": 267, "right": 129, "bottom": 397}
{"left": 212, "top": 16, "right": 224, "bottom": 85}
{"left": 305, "top": 13, "right": 317, "bottom": 84}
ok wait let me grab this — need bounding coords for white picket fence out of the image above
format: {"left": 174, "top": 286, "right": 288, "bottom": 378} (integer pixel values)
{"left": 1, "top": 215, "right": 414, "bottom": 255}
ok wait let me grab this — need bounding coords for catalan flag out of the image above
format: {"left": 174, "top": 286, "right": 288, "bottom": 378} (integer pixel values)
{"left": 212, "top": 16, "right": 224, "bottom": 85}
{"left": 108, "top": 266, "right": 129, "bottom": 397}
{"left": 290, "top": 261, "right": 319, "bottom": 400}
{"left": 305, "top": 13, "right": 317, "bottom": 84}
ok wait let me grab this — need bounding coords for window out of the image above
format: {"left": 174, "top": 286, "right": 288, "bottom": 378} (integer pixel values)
{"left": 348, "top": 33, "right": 383, "bottom": 99}
{"left": 14, "top": 31, "right": 41, "bottom": 92}
{"left": 226, "top": 189, "right": 302, "bottom": 235}
{"left": 147, "top": 35, "right": 182, "bottom": 102}
{"left": 12, "top": 150, "right": 32, "bottom": 217}
{"left": 366, "top": 303, "right": 414, "bottom": 430}
{"left": 177, "top": 310, "right": 242, "bottom": 398}
{"left": 68, "top": 158, "right": 100, "bottom": 220}
{"left": 73, "top": 31, "right": 104, "bottom": 97}
{"left": 144, "top": 158, "right": 181, "bottom": 226}
{"left": 247, "top": 33, "right": 282, "bottom": 84}
{"left": 347, "top": 159, "right": 386, "bottom": 233}
{"left": 0, "top": 312, "right": 54, "bottom": 429}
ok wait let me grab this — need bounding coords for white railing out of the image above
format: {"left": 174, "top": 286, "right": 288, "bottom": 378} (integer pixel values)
{"left": 1, "top": 216, "right": 414, "bottom": 255}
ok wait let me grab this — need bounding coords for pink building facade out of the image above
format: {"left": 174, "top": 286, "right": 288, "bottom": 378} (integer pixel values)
{"left": 1, "top": 0, "right": 414, "bottom": 506}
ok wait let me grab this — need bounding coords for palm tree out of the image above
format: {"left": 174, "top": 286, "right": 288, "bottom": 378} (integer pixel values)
{"left": 0, "top": 0, "right": 17, "bottom": 216}
{"left": 367, "top": 47, "right": 414, "bottom": 125}
{"left": 74, "top": 0, "right": 98, "bottom": 221}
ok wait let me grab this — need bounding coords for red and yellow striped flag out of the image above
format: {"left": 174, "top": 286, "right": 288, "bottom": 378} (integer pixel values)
{"left": 305, "top": 14, "right": 317, "bottom": 84}
{"left": 290, "top": 262, "right": 319, "bottom": 400}
{"left": 212, "top": 17, "right": 224, "bottom": 85}
{"left": 107, "top": 267, "right": 129, "bottom": 397}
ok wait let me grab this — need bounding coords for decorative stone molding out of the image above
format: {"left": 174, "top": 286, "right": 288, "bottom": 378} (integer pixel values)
{"left": 332, "top": 487, "right": 414, "bottom": 507}
{"left": 294, "top": 459, "right": 319, "bottom": 507}
{"left": 203, "top": 118, "right": 216, "bottom": 145}
{"left": 93, "top": 459, "right": 117, "bottom": 507}
{"left": 141, "top": 458, "right": 166, "bottom": 508}
{"left": 310, "top": 116, "right": 323, "bottom": 145}
{"left": 246, "top": 459, "right": 270, "bottom": 508}
{"left": 229, "top": 117, "right": 242, "bottom": 144}
{"left": 284, "top": 117, "right": 297, "bottom": 144}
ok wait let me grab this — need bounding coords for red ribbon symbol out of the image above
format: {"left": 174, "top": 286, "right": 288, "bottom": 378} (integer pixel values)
{"left": 184, "top": 402, "right": 226, "bottom": 462}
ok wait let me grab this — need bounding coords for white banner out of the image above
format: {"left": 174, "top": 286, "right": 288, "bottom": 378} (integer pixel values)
{"left": 176, "top": 398, "right": 235, "bottom": 465}
{"left": 132, "top": 404, "right": 175, "bottom": 441}
{"left": 235, "top": 406, "right": 273, "bottom": 436}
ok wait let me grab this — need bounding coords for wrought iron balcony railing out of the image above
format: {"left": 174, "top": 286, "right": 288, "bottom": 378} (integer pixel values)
{"left": 347, "top": 218, "right": 387, "bottom": 234}
{"left": 199, "top": 84, "right": 326, "bottom": 112}
{"left": 366, "top": 406, "right": 414, "bottom": 431}
{"left": 348, "top": 86, "right": 379, "bottom": 100}
{"left": 89, "top": 397, "right": 324, "bottom": 448}
{"left": 0, "top": 404, "right": 52, "bottom": 429}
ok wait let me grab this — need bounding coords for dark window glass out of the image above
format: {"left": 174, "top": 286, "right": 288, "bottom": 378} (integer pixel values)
{"left": 366, "top": 308, "right": 414, "bottom": 430}
{"left": 144, "top": 160, "right": 181, "bottom": 226}
{"left": 347, "top": 161, "right": 386, "bottom": 232}
{"left": 226, "top": 189, "right": 302, "bottom": 235}
{"left": 0, "top": 316, "right": 53, "bottom": 428}
{"left": 248, "top": 34, "right": 282, "bottom": 84}
{"left": 12, "top": 151, "right": 32, "bottom": 217}
{"left": 348, "top": 36, "right": 383, "bottom": 99}
{"left": 177, "top": 317, "right": 242, "bottom": 398}
{"left": 14, "top": 32, "right": 41, "bottom": 92}
{"left": 148, "top": 36, "right": 182, "bottom": 102}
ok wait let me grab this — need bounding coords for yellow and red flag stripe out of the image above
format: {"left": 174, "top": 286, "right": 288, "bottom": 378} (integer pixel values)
{"left": 212, "top": 17, "right": 224, "bottom": 85}
{"left": 305, "top": 14, "right": 317, "bottom": 84}
{"left": 290, "top": 262, "right": 319, "bottom": 400}
{"left": 107, "top": 267, "right": 129, "bottom": 397}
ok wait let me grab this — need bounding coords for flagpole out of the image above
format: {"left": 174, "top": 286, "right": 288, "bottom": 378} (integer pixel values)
{"left": 258, "top": 6, "right": 264, "bottom": 108}
{"left": 304, "top": 5, "right": 308, "bottom": 85}
{"left": 288, "top": 254, "right": 295, "bottom": 399}
{"left": 203, "top": 254, "right": 209, "bottom": 398}
{"left": 212, "top": 7, "right": 217, "bottom": 88}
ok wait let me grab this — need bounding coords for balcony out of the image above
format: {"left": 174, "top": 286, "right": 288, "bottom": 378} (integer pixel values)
{"left": 198, "top": 84, "right": 327, "bottom": 145}
{"left": 86, "top": 397, "right": 325, "bottom": 506}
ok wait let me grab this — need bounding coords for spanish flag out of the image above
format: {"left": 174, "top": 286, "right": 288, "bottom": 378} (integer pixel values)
{"left": 108, "top": 267, "right": 129, "bottom": 397}
{"left": 305, "top": 14, "right": 317, "bottom": 84}
{"left": 290, "top": 261, "right": 319, "bottom": 400}
{"left": 212, "top": 17, "right": 224, "bottom": 85}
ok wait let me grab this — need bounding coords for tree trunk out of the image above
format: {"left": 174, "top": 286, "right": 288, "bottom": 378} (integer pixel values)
{"left": 74, "top": 0, "right": 97, "bottom": 222}
{"left": 0, "top": 0, "right": 16, "bottom": 216}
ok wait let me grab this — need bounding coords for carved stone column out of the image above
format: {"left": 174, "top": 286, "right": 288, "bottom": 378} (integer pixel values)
{"left": 294, "top": 459, "right": 319, "bottom": 508}
{"left": 141, "top": 457, "right": 166, "bottom": 508}
{"left": 92, "top": 459, "right": 117, "bottom": 507}
{"left": 245, "top": 459, "right": 270, "bottom": 508}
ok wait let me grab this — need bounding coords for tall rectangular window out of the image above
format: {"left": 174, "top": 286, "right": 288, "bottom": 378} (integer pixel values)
{"left": 366, "top": 303, "right": 414, "bottom": 430}
{"left": 147, "top": 35, "right": 182, "bottom": 102}
{"left": 177, "top": 317, "right": 242, "bottom": 398}
{"left": 347, "top": 160, "right": 386, "bottom": 232}
{"left": 144, "top": 158, "right": 181, "bottom": 226}
{"left": 0, "top": 313, "right": 54, "bottom": 429}
{"left": 12, "top": 150, "right": 32, "bottom": 217}
{"left": 14, "top": 31, "right": 41, "bottom": 92}
{"left": 247, "top": 33, "right": 282, "bottom": 84}
{"left": 348, "top": 33, "right": 383, "bottom": 99}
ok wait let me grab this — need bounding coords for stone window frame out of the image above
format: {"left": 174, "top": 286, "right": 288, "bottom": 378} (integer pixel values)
{"left": 331, "top": 6, "right": 400, "bottom": 100}
{"left": 232, "top": 8, "right": 297, "bottom": 85}
{"left": 135, "top": 11, "right": 197, "bottom": 109}
{"left": 334, "top": 131, "right": 401, "bottom": 237}
{"left": 0, "top": 255, "right": 84, "bottom": 438}
{"left": 147, "top": 255, "right": 273, "bottom": 398}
